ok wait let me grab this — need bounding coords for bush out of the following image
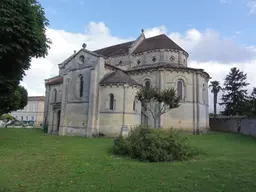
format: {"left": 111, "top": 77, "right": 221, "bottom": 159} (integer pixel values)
{"left": 112, "top": 125, "right": 199, "bottom": 162}
{"left": 43, "top": 123, "right": 48, "bottom": 133}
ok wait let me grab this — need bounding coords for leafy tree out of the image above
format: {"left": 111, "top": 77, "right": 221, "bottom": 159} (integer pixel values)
{"left": 220, "top": 67, "right": 249, "bottom": 116}
{"left": 0, "top": 0, "right": 50, "bottom": 113}
{"left": 0, "top": 85, "right": 28, "bottom": 116}
{"left": 136, "top": 87, "right": 180, "bottom": 128}
{"left": 209, "top": 81, "right": 222, "bottom": 116}
{"left": 243, "top": 87, "right": 256, "bottom": 116}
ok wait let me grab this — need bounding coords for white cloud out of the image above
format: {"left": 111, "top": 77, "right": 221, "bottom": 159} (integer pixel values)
{"left": 169, "top": 28, "right": 256, "bottom": 63}
{"left": 22, "top": 22, "right": 256, "bottom": 114}
{"left": 248, "top": 1, "right": 256, "bottom": 14}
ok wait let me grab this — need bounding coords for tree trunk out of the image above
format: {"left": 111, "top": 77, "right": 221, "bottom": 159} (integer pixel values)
{"left": 213, "top": 93, "right": 217, "bottom": 116}
{"left": 154, "top": 118, "right": 157, "bottom": 129}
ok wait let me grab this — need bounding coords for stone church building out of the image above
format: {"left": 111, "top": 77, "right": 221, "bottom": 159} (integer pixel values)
{"left": 43, "top": 30, "right": 210, "bottom": 137}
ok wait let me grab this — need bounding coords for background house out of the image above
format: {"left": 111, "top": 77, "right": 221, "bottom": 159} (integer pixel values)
{"left": 10, "top": 96, "right": 45, "bottom": 127}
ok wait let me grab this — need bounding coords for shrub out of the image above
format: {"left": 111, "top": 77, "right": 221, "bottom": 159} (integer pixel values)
{"left": 113, "top": 125, "right": 199, "bottom": 162}
{"left": 43, "top": 123, "right": 48, "bottom": 133}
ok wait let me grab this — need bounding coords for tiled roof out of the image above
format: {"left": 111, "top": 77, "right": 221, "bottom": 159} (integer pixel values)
{"left": 28, "top": 96, "right": 45, "bottom": 101}
{"left": 132, "top": 34, "right": 187, "bottom": 54}
{"left": 99, "top": 70, "right": 141, "bottom": 86}
{"left": 93, "top": 34, "right": 187, "bottom": 57}
{"left": 45, "top": 76, "right": 63, "bottom": 85}
{"left": 93, "top": 41, "right": 134, "bottom": 57}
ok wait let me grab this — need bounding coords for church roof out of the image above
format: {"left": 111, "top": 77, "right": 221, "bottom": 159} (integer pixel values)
{"left": 93, "top": 34, "right": 187, "bottom": 57}
{"left": 45, "top": 76, "right": 63, "bottom": 85}
{"left": 94, "top": 41, "right": 134, "bottom": 57}
{"left": 132, "top": 34, "right": 186, "bottom": 54}
{"left": 99, "top": 70, "right": 141, "bottom": 86}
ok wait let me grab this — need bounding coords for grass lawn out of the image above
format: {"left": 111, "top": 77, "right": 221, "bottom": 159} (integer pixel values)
{"left": 0, "top": 129, "right": 256, "bottom": 192}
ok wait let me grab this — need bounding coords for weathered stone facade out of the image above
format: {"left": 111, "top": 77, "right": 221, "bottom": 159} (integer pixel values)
{"left": 44, "top": 31, "right": 210, "bottom": 137}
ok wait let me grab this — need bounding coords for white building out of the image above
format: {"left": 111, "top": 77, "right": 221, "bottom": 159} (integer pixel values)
{"left": 10, "top": 96, "right": 45, "bottom": 127}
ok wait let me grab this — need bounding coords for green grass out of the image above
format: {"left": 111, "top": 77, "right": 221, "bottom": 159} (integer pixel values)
{"left": 0, "top": 129, "right": 256, "bottom": 192}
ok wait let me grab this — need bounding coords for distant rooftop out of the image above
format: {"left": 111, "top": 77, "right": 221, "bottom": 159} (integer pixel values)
{"left": 28, "top": 96, "right": 45, "bottom": 101}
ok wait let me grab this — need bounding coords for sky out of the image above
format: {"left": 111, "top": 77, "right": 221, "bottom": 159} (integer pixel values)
{"left": 22, "top": 0, "right": 256, "bottom": 113}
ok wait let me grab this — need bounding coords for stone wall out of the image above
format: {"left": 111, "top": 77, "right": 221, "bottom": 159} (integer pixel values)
{"left": 210, "top": 117, "right": 256, "bottom": 137}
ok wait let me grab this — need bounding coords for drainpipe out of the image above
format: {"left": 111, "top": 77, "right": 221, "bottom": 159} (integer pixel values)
{"left": 196, "top": 72, "right": 200, "bottom": 134}
{"left": 121, "top": 84, "right": 128, "bottom": 135}
{"left": 192, "top": 72, "right": 195, "bottom": 134}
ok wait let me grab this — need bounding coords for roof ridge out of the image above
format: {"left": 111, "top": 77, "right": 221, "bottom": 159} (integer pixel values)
{"left": 93, "top": 40, "right": 134, "bottom": 52}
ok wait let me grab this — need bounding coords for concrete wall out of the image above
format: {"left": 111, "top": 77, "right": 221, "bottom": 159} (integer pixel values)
{"left": 210, "top": 117, "right": 256, "bottom": 137}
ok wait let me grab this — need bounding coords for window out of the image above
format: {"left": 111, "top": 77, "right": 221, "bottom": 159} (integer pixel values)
{"left": 31, "top": 116, "right": 34, "bottom": 121}
{"left": 152, "top": 56, "right": 156, "bottom": 62}
{"left": 133, "top": 100, "right": 136, "bottom": 111}
{"left": 79, "top": 75, "right": 84, "bottom": 97}
{"left": 145, "top": 80, "right": 151, "bottom": 89}
{"left": 177, "top": 80, "right": 183, "bottom": 99}
{"left": 137, "top": 59, "right": 141, "bottom": 65}
{"left": 79, "top": 55, "right": 85, "bottom": 63}
{"left": 32, "top": 104, "right": 36, "bottom": 112}
{"left": 53, "top": 89, "right": 57, "bottom": 102}
{"left": 21, "top": 116, "right": 23, "bottom": 121}
{"left": 109, "top": 94, "right": 114, "bottom": 110}
{"left": 26, "top": 116, "right": 28, "bottom": 121}
{"left": 170, "top": 55, "right": 175, "bottom": 61}
{"left": 119, "top": 60, "right": 122, "bottom": 65}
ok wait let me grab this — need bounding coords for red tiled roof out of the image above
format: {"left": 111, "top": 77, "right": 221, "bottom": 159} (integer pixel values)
{"left": 45, "top": 76, "right": 63, "bottom": 85}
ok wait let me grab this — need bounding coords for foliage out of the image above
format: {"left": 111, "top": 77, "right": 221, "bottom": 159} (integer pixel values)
{"left": 1, "top": 129, "right": 256, "bottom": 191}
{"left": 0, "top": 114, "right": 16, "bottom": 122}
{"left": 242, "top": 87, "right": 256, "bottom": 116}
{"left": 136, "top": 87, "right": 180, "bottom": 128}
{"left": 220, "top": 67, "right": 249, "bottom": 116}
{"left": 0, "top": 0, "right": 50, "bottom": 114}
{"left": 43, "top": 123, "right": 48, "bottom": 133}
{"left": 209, "top": 80, "right": 222, "bottom": 116}
{"left": 113, "top": 125, "right": 199, "bottom": 162}
{"left": 0, "top": 85, "right": 28, "bottom": 116}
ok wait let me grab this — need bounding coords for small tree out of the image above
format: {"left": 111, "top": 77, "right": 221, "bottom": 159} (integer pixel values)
{"left": 0, "top": 85, "right": 28, "bottom": 116}
{"left": 136, "top": 87, "right": 180, "bottom": 128}
{"left": 209, "top": 80, "right": 222, "bottom": 117}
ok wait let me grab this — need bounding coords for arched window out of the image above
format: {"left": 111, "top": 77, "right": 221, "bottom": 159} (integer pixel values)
{"left": 133, "top": 99, "right": 136, "bottom": 111}
{"left": 145, "top": 80, "right": 151, "bottom": 89}
{"left": 109, "top": 94, "right": 114, "bottom": 110}
{"left": 177, "top": 80, "right": 183, "bottom": 99}
{"left": 79, "top": 55, "right": 85, "bottom": 63}
{"left": 53, "top": 89, "right": 57, "bottom": 102}
{"left": 79, "top": 75, "right": 83, "bottom": 97}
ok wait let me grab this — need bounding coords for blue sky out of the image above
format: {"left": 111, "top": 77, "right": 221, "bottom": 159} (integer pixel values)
{"left": 41, "top": 0, "right": 256, "bottom": 45}
{"left": 22, "top": 0, "right": 256, "bottom": 113}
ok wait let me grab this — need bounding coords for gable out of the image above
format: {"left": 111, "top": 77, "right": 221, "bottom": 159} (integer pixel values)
{"left": 59, "top": 49, "right": 100, "bottom": 75}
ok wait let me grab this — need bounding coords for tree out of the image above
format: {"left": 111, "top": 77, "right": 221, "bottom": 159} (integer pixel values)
{"left": 220, "top": 67, "right": 249, "bottom": 116}
{"left": 0, "top": 0, "right": 50, "bottom": 113}
{"left": 209, "top": 81, "right": 222, "bottom": 116}
{"left": 242, "top": 87, "right": 256, "bottom": 116}
{"left": 0, "top": 85, "right": 28, "bottom": 116}
{"left": 136, "top": 87, "right": 180, "bottom": 128}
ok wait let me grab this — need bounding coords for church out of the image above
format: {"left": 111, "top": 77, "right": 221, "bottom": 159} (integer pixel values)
{"left": 43, "top": 30, "right": 210, "bottom": 137}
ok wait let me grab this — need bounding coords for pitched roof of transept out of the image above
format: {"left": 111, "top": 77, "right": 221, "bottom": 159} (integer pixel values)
{"left": 99, "top": 70, "right": 141, "bottom": 86}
